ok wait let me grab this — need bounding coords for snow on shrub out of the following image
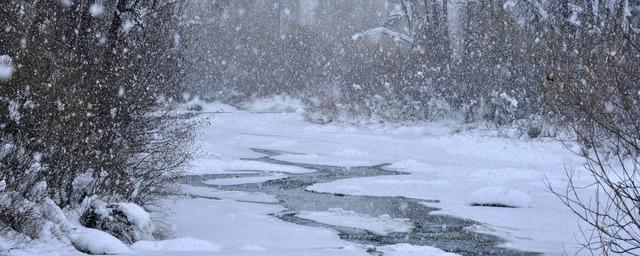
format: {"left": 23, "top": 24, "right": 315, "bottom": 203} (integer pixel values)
{"left": 297, "top": 208, "right": 413, "bottom": 236}
{"left": 116, "top": 202, "right": 152, "bottom": 239}
{"left": 184, "top": 95, "right": 204, "bottom": 112}
{"left": 80, "top": 198, "right": 154, "bottom": 244}
{"left": 467, "top": 187, "right": 530, "bottom": 208}
{"left": 69, "top": 227, "right": 130, "bottom": 255}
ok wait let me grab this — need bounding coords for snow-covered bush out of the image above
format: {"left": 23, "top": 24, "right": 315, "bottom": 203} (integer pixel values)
{"left": 80, "top": 198, "right": 153, "bottom": 244}
{"left": 0, "top": 0, "right": 193, "bottom": 251}
{"left": 242, "top": 95, "right": 305, "bottom": 113}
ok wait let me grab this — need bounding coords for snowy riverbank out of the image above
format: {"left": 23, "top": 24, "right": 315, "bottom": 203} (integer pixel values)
{"left": 162, "top": 101, "right": 590, "bottom": 255}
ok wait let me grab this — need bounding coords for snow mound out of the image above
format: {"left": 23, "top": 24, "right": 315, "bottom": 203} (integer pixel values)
{"left": 131, "top": 237, "right": 222, "bottom": 252}
{"left": 243, "top": 95, "right": 305, "bottom": 113}
{"left": 297, "top": 208, "right": 413, "bottom": 235}
{"left": 378, "top": 243, "right": 460, "bottom": 256}
{"left": 69, "top": 228, "right": 130, "bottom": 255}
{"left": 468, "top": 187, "right": 530, "bottom": 208}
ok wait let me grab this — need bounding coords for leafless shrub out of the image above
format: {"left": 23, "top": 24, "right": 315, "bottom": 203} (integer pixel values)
{"left": 0, "top": 0, "right": 193, "bottom": 244}
{"left": 545, "top": 6, "right": 640, "bottom": 254}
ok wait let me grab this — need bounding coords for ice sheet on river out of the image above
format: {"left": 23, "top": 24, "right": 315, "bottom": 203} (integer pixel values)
{"left": 296, "top": 208, "right": 413, "bottom": 236}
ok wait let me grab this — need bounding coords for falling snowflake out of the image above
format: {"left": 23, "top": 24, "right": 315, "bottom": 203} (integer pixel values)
{"left": 0, "top": 55, "right": 15, "bottom": 82}
{"left": 89, "top": 3, "right": 105, "bottom": 17}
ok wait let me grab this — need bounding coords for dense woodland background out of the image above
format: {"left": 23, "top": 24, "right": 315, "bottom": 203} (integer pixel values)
{"left": 0, "top": 0, "right": 639, "bottom": 254}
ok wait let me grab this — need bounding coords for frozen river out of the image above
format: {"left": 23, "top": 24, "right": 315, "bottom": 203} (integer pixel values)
{"left": 184, "top": 148, "right": 536, "bottom": 256}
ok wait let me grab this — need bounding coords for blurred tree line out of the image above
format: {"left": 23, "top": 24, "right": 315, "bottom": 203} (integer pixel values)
{"left": 186, "top": 0, "right": 638, "bottom": 133}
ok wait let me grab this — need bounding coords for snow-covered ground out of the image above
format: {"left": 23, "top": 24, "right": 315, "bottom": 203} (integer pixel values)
{"left": 156, "top": 100, "right": 590, "bottom": 256}
{"left": 163, "top": 198, "right": 370, "bottom": 256}
{"left": 10, "top": 99, "right": 589, "bottom": 255}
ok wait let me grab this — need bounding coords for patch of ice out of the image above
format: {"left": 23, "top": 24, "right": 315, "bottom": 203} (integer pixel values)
{"left": 297, "top": 208, "right": 413, "bottom": 235}
{"left": 182, "top": 185, "right": 279, "bottom": 203}
{"left": 467, "top": 187, "right": 530, "bottom": 208}
{"left": 273, "top": 153, "right": 371, "bottom": 167}
{"left": 191, "top": 159, "right": 315, "bottom": 175}
{"left": 203, "top": 173, "right": 287, "bottom": 186}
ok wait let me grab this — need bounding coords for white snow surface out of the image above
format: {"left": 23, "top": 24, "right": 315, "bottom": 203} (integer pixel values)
{"left": 241, "top": 95, "right": 306, "bottom": 113}
{"left": 378, "top": 243, "right": 460, "bottom": 256}
{"left": 174, "top": 101, "right": 591, "bottom": 255}
{"left": 203, "top": 173, "right": 288, "bottom": 186}
{"left": 68, "top": 228, "right": 130, "bottom": 255}
{"left": 131, "top": 237, "right": 222, "bottom": 252}
{"left": 297, "top": 208, "right": 413, "bottom": 235}
{"left": 164, "top": 198, "right": 371, "bottom": 256}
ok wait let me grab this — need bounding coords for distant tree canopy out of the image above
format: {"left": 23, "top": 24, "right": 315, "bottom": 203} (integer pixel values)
{"left": 186, "top": 0, "right": 638, "bottom": 130}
